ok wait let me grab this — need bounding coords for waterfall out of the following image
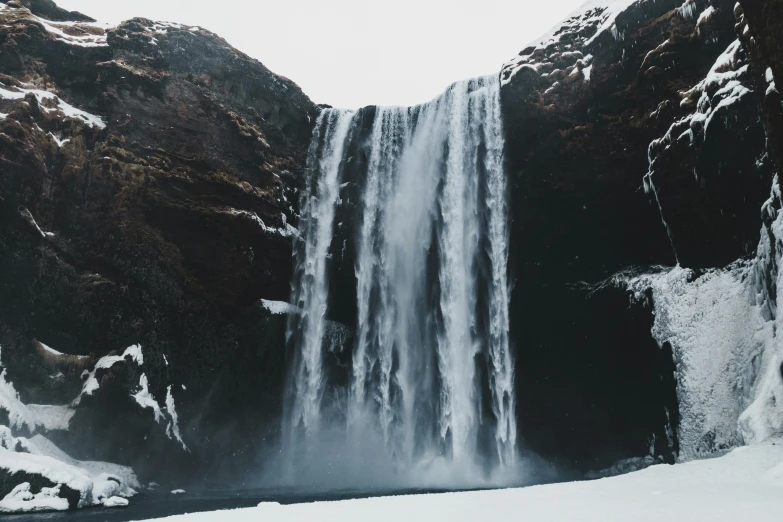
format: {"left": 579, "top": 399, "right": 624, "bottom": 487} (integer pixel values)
{"left": 284, "top": 75, "right": 517, "bottom": 480}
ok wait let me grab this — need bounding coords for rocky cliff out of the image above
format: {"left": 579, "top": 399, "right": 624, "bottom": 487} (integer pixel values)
{"left": 0, "top": 0, "right": 317, "bottom": 485}
{"left": 501, "top": 0, "right": 783, "bottom": 470}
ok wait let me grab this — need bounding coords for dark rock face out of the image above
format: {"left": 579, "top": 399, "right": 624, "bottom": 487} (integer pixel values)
{"left": 501, "top": 0, "right": 781, "bottom": 471}
{"left": 0, "top": 1, "right": 316, "bottom": 483}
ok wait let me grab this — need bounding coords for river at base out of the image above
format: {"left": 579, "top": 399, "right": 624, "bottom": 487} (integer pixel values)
{"left": 12, "top": 476, "right": 558, "bottom": 521}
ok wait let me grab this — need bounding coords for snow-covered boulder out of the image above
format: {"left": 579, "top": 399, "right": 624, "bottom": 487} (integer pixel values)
{"left": 0, "top": 482, "right": 68, "bottom": 513}
{"left": 0, "top": 426, "right": 138, "bottom": 512}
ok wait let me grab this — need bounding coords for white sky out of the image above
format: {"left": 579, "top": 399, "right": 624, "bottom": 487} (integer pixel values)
{"left": 55, "top": 0, "right": 587, "bottom": 109}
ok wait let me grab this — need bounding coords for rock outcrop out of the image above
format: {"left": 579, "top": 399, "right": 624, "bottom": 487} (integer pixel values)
{"left": 501, "top": 0, "right": 783, "bottom": 470}
{"left": 0, "top": 0, "right": 317, "bottom": 484}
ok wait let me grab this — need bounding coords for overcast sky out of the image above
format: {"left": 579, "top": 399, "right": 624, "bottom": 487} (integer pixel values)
{"left": 56, "top": 0, "right": 587, "bottom": 108}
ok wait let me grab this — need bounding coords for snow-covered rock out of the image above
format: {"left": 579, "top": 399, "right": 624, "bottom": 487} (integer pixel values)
{"left": 501, "top": 0, "right": 638, "bottom": 88}
{"left": 260, "top": 299, "right": 301, "bottom": 315}
{"left": 133, "top": 373, "right": 165, "bottom": 424}
{"left": 74, "top": 344, "right": 146, "bottom": 405}
{"left": 0, "top": 482, "right": 68, "bottom": 514}
{"left": 73, "top": 345, "right": 189, "bottom": 451}
{"left": 102, "top": 496, "right": 129, "bottom": 507}
{"left": 0, "top": 343, "right": 146, "bottom": 513}
{"left": 223, "top": 208, "right": 299, "bottom": 238}
{"left": 0, "top": 356, "right": 37, "bottom": 433}
{"left": 0, "top": 1, "right": 111, "bottom": 47}
{"left": 0, "top": 426, "right": 140, "bottom": 512}
{"left": 0, "top": 425, "right": 138, "bottom": 512}
{"left": 0, "top": 83, "right": 106, "bottom": 129}
{"left": 165, "top": 386, "right": 187, "bottom": 451}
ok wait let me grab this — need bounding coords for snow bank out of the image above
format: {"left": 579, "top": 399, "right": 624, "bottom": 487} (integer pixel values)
{"left": 0, "top": 445, "right": 92, "bottom": 507}
{"left": 0, "top": 426, "right": 138, "bottom": 513}
{"left": 139, "top": 443, "right": 783, "bottom": 522}
{"left": 0, "top": 482, "right": 68, "bottom": 513}
{"left": 26, "top": 434, "right": 139, "bottom": 493}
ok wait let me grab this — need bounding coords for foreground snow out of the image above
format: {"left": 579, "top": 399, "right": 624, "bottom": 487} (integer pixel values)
{"left": 0, "top": 343, "right": 179, "bottom": 513}
{"left": 139, "top": 443, "right": 783, "bottom": 522}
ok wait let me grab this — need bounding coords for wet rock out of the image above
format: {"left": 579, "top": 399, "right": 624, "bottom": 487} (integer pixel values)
{"left": 500, "top": 0, "right": 779, "bottom": 470}
{"left": 0, "top": 0, "right": 315, "bottom": 484}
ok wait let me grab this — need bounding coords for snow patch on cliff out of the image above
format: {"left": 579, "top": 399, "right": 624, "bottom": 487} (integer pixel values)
{"left": 165, "top": 386, "right": 187, "bottom": 451}
{"left": 766, "top": 67, "right": 778, "bottom": 96}
{"left": 260, "top": 299, "right": 300, "bottom": 315}
{"left": 676, "top": 0, "right": 699, "bottom": 20}
{"left": 72, "top": 345, "right": 187, "bottom": 449}
{"left": 224, "top": 208, "right": 299, "bottom": 238}
{"left": 1, "top": 346, "right": 77, "bottom": 433}
{"left": 133, "top": 373, "right": 164, "bottom": 424}
{"left": 74, "top": 345, "right": 145, "bottom": 405}
{"left": 0, "top": 348, "right": 37, "bottom": 432}
{"left": 124, "top": 344, "right": 144, "bottom": 365}
{"left": 26, "top": 405, "right": 75, "bottom": 431}
{"left": 0, "top": 345, "right": 143, "bottom": 513}
{"left": 583, "top": 0, "right": 638, "bottom": 46}
{"left": 0, "top": 2, "right": 112, "bottom": 47}
{"left": 501, "top": 0, "right": 641, "bottom": 88}
{"left": 696, "top": 5, "right": 716, "bottom": 28}
{"left": 0, "top": 83, "right": 106, "bottom": 128}
{"left": 30, "top": 14, "right": 110, "bottom": 48}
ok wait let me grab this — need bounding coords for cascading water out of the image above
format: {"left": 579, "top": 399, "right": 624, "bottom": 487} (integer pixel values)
{"left": 284, "top": 75, "right": 516, "bottom": 483}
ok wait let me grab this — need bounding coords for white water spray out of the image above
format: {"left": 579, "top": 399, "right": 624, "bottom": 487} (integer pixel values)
{"left": 285, "top": 75, "right": 517, "bottom": 479}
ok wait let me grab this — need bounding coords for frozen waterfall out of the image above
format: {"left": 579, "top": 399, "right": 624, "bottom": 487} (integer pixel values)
{"left": 284, "top": 75, "right": 516, "bottom": 480}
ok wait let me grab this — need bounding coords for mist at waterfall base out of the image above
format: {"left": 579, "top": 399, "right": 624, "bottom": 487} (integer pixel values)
{"left": 257, "top": 74, "right": 545, "bottom": 493}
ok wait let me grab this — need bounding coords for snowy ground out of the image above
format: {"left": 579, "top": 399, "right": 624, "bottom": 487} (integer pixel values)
{"left": 138, "top": 442, "right": 783, "bottom": 522}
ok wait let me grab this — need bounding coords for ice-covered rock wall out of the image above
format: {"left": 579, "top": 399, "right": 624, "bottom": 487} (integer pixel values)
{"left": 619, "top": 173, "right": 783, "bottom": 460}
